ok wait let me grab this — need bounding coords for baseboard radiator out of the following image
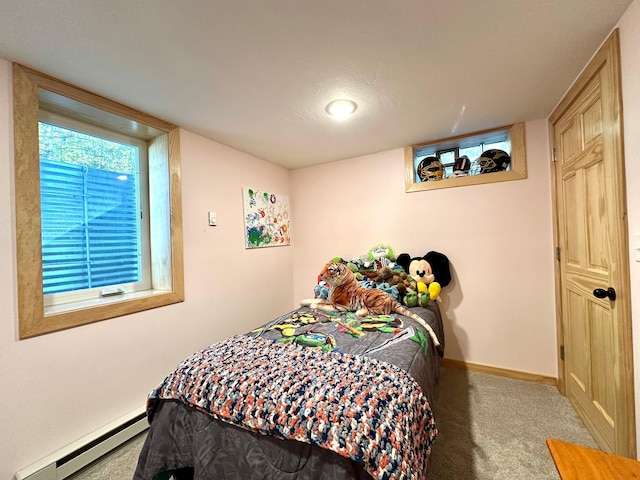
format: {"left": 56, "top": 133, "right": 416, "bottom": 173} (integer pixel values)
{"left": 15, "top": 407, "right": 149, "bottom": 480}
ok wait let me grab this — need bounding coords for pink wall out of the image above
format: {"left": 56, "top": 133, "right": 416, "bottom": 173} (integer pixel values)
{"left": 617, "top": 0, "right": 640, "bottom": 454}
{"left": 291, "top": 119, "right": 557, "bottom": 376}
{"left": 0, "top": 60, "right": 293, "bottom": 477}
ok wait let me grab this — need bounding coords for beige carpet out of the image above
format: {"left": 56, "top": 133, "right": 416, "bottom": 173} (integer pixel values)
{"left": 68, "top": 433, "right": 147, "bottom": 480}
{"left": 70, "top": 366, "right": 596, "bottom": 480}
{"left": 425, "top": 367, "right": 597, "bottom": 479}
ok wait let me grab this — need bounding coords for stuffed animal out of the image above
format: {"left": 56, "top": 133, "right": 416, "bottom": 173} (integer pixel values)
{"left": 397, "top": 251, "right": 451, "bottom": 305}
{"left": 396, "top": 251, "right": 451, "bottom": 288}
{"left": 367, "top": 244, "right": 396, "bottom": 269}
{"left": 361, "top": 266, "right": 408, "bottom": 298}
{"left": 404, "top": 289, "right": 419, "bottom": 307}
{"left": 415, "top": 282, "right": 431, "bottom": 306}
{"left": 398, "top": 255, "right": 435, "bottom": 285}
{"left": 326, "top": 257, "right": 366, "bottom": 280}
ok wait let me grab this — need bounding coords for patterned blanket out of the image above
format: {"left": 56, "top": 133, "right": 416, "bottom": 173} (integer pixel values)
{"left": 147, "top": 334, "right": 437, "bottom": 480}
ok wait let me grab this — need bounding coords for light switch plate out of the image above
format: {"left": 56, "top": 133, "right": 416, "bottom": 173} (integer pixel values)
{"left": 208, "top": 211, "right": 217, "bottom": 226}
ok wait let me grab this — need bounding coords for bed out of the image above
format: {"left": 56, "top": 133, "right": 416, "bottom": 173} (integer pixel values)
{"left": 133, "top": 301, "right": 444, "bottom": 480}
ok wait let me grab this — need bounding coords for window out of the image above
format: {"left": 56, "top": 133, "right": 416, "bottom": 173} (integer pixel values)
{"left": 39, "top": 115, "right": 150, "bottom": 305}
{"left": 13, "top": 64, "right": 184, "bottom": 339}
{"left": 404, "top": 123, "right": 527, "bottom": 192}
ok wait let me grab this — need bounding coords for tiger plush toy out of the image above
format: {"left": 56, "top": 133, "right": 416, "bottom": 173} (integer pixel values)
{"left": 301, "top": 262, "right": 442, "bottom": 355}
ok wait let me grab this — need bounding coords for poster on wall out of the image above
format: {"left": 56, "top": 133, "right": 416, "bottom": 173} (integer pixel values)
{"left": 242, "top": 187, "right": 291, "bottom": 248}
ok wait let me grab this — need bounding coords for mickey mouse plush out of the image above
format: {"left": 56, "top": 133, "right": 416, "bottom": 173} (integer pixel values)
{"left": 396, "top": 251, "right": 451, "bottom": 288}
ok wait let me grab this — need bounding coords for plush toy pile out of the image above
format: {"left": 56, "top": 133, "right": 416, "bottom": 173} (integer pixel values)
{"left": 314, "top": 244, "right": 451, "bottom": 307}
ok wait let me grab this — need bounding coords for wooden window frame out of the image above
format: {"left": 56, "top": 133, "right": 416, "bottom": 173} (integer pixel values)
{"left": 13, "top": 64, "right": 184, "bottom": 339}
{"left": 404, "top": 122, "right": 527, "bottom": 192}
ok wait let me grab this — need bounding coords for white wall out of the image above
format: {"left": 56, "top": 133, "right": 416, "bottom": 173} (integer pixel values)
{"left": 0, "top": 59, "right": 294, "bottom": 478}
{"left": 617, "top": 0, "right": 640, "bottom": 455}
{"left": 291, "top": 119, "right": 557, "bottom": 376}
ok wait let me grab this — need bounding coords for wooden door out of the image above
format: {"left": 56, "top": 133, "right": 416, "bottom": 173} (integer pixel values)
{"left": 550, "top": 29, "right": 635, "bottom": 457}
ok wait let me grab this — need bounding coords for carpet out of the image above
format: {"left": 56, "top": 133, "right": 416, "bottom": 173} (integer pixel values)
{"left": 425, "top": 367, "right": 597, "bottom": 479}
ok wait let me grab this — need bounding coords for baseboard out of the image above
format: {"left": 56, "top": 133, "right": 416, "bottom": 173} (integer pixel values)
{"left": 443, "top": 358, "right": 558, "bottom": 386}
{"left": 15, "top": 406, "right": 148, "bottom": 480}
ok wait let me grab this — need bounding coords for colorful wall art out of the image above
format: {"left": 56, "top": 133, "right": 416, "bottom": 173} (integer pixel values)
{"left": 242, "top": 187, "right": 291, "bottom": 248}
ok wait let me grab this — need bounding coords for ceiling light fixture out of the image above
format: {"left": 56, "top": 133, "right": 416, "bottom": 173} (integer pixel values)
{"left": 326, "top": 99, "right": 357, "bottom": 119}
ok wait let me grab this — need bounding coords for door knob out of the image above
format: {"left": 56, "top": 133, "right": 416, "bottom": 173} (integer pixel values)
{"left": 593, "top": 287, "right": 616, "bottom": 301}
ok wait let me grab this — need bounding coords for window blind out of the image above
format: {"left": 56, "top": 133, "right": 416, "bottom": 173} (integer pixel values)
{"left": 40, "top": 159, "right": 141, "bottom": 294}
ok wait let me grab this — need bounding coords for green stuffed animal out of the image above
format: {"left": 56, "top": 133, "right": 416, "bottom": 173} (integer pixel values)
{"left": 367, "top": 244, "right": 396, "bottom": 269}
{"left": 404, "top": 289, "right": 418, "bottom": 307}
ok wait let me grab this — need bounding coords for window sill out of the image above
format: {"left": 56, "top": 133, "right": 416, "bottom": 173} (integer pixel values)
{"left": 44, "top": 289, "right": 179, "bottom": 315}
{"left": 20, "top": 289, "right": 184, "bottom": 339}
{"left": 405, "top": 166, "right": 527, "bottom": 192}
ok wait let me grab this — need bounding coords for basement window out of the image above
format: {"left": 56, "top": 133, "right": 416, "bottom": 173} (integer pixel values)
{"left": 404, "top": 123, "right": 527, "bottom": 192}
{"left": 39, "top": 115, "right": 152, "bottom": 308}
{"left": 13, "top": 64, "right": 184, "bottom": 339}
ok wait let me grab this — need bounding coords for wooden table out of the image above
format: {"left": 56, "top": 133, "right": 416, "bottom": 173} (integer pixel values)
{"left": 546, "top": 438, "right": 640, "bottom": 479}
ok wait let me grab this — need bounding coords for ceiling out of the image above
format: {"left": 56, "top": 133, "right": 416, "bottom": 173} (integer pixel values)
{"left": 0, "top": 1, "right": 632, "bottom": 170}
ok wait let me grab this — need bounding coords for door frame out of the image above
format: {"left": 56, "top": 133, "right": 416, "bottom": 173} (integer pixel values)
{"left": 549, "top": 28, "right": 636, "bottom": 457}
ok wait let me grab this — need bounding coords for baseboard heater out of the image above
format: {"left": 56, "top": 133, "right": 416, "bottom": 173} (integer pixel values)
{"left": 15, "top": 406, "right": 149, "bottom": 480}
